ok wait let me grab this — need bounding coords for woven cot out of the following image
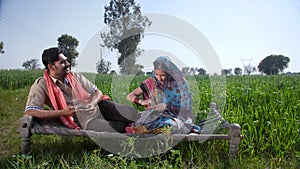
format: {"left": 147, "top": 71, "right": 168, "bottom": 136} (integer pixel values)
{"left": 18, "top": 103, "right": 242, "bottom": 157}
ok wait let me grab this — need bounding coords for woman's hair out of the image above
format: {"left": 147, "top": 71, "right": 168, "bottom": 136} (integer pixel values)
{"left": 153, "top": 56, "right": 171, "bottom": 73}
{"left": 42, "top": 47, "right": 64, "bottom": 69}
{"left": 153, "top": 56, "right": 186, "bottom": 82}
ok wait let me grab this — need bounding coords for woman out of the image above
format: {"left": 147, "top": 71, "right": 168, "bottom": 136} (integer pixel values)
{"left": 126, "top": 56, "right": 200, "bottom": 134}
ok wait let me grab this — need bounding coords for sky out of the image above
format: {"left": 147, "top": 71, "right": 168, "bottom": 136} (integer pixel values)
{"left": 1, "top": 0, "right": 300, "bottom": 74}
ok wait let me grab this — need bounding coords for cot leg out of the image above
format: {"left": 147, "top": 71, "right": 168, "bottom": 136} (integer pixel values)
{"left": 21, "top": 137, "right": 31, "bottom": 155}
{"left": 18, "top": 115, "right": 33, "bottom": 155}
{"left": 229, "top": 123, "right": 241, "bottom": 158}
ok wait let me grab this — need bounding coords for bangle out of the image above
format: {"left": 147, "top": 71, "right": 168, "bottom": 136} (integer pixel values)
{"left": 134, "top": 97, "right": 141, "bottom": 105}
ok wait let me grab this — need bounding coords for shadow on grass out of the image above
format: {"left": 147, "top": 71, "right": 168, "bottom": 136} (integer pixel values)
{"left": 0, "top": 135, "right": 102, "bottom": 168}
{"left": 30, "top": 135, "right": 100, "bottom": 156}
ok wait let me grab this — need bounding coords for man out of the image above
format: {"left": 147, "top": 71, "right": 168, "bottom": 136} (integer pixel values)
{"left": 24, "top": 47, "right": 139, "bottom": 132}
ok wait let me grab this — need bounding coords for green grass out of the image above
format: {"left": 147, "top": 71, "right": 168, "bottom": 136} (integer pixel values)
{"left": 0, "top": 70, "right": 299, "bottom": 168}
{"left": 0, "top": 88, "right": 28, "bottom": 157}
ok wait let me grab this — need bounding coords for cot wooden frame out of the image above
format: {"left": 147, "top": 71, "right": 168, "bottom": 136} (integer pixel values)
{"left": 18, "top": 103, "right": 242, "bottom": 157}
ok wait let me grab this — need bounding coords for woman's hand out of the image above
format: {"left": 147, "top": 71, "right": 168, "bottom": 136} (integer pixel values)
{"left": 140, "top": 99, "right": 155, "bottom": 107}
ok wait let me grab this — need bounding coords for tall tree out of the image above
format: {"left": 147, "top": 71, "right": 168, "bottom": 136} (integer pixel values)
{"left": 57, "top": 34, "right": 79, "bottom": 68}
{"left": 22, "top": 58, "right": 40, "bottom": 70}
{"left": 0, "top": 41, "right": 4, "bottom": 54}
{"left": 258, "top": 54, "right": 290, "bottom": 75}
{"left": 101, "top": 0, "right": 151, "bottom": 74}
{"left": 96, "top": 59, "right": 112, "bottom": 74}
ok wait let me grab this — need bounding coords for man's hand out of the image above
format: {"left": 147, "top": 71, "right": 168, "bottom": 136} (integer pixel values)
{"left": 61, "top": 106, "right": 76, "bottom": 116}
{"left": 25, "top": 106, "right": 78, "bottom": 119}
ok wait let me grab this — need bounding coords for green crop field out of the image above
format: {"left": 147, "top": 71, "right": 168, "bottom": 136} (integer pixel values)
{"left": 0, "top": 69, "right": 299, "bottom": 168}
